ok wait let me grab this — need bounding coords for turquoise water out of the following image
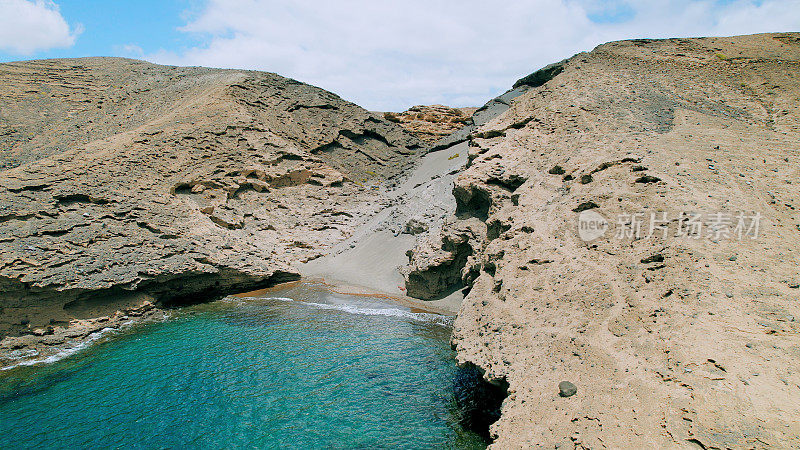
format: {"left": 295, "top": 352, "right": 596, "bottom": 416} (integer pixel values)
{"left": 0, "top": 283, "right": 485, "bottom": 449}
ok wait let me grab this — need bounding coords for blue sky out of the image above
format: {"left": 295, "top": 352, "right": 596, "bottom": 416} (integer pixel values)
{"left": 0, "top": 0, "right": 798, "bottom": 110}
{"left": 0, "top": 0, "right": 200, "bottom": 60}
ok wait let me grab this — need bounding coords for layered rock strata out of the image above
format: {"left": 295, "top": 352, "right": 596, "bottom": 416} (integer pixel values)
{"left": 384, "top": 105, "right": 477, "bottom": 144}
{"left": 0, "top": 57, "right": 421, "bottom": 338}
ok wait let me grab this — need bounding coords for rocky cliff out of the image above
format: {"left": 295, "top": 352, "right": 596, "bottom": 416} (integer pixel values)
{"left": 0, "top": 57, "right": 421, "bottom": 337}
{"left": 404, "top": 32, "right": 800, "bottom": 447}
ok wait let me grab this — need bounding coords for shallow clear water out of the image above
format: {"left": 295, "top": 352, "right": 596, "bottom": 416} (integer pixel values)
{"left": 0, "top": 283, "right": 485, "bottom": 449}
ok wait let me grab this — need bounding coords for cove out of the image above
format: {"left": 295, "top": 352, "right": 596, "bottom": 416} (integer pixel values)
{"left": 0, "top": 282, "right": 486, "bottom": 449}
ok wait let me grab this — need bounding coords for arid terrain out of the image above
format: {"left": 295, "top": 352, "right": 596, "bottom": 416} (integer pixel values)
{"left": 384, "top": 105, "right": 478, "bottom": 144}
{"left": 0, "top": 57, "right": 423, "bottom": 341}
{"left": 1, "top": 32, "right": 799, "bottom": 448}
{"left": 405, "top": 32, "right": 800, "bottom": 447}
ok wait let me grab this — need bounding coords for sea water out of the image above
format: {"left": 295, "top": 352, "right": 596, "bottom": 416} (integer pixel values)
{"left": 0, "top": 282, "right": 485, "bottom": 449}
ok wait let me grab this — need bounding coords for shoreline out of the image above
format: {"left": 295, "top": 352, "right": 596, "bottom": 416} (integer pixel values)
{"left": 0, "top": 278, "right": 457, "bottom": 371}
{"left": 0, "top": 109, "right": 470, "bottom": 373}
{"left": 0, "top": 300, "right": 169, "bottom": 371}
{"left": 236, "top": 277, "right": 461, "bottom": 316}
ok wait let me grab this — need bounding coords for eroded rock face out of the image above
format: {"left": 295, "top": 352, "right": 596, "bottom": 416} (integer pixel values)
{"left": 405, "top": 33, "right": 800, "bottom": 447}
{"left": 401, "top": 217, "right": 484, "bottom": 300}
{"left": 0, "top": 57, "right": 421, "bottom": 337}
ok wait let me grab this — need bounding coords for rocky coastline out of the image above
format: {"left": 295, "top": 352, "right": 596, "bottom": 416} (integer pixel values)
{"left": 0, "top": 57, "right": 421, "bottom": 339}
{"left": 0, "top": 300, "right": 168, "bottom": 370}
{"left": 405, "top": 32, "right": 800, "bottom": 447}
{"left": 2, "top": 32, "right": 800, "bottom": 448}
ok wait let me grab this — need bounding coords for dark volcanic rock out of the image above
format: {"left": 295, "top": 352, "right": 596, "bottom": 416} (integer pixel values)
{"left": 558, "top": 381, "right": 577, "bottom": 397}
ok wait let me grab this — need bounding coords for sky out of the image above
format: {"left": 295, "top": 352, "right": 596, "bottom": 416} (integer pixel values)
{"left": 0, "top": 0, "right": 798, "bottom": 111}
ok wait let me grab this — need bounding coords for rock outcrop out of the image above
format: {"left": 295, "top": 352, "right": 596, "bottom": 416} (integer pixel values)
{"left": 404, "top": 32, "right": 800, "bottom": 447}
{"left": 383, "top": 105, "right": 477, "bottom": 144}
{"left": 0, "top": 57, "right": 421, "bottom": 338}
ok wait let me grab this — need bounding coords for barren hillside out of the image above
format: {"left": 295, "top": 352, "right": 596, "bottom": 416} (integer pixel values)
{"left": 0, "top": 57, "right": 421, "bottom": 337}
{"left": 405, "top": 32, "right": 800, "bottom": 447}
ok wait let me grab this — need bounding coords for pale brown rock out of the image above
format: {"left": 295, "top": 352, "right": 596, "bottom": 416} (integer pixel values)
{"left": 406, "top": 32, "right": 800, "bottom": 448}
{"left": 0, "top": 57, "right": 421, "bottom": 339}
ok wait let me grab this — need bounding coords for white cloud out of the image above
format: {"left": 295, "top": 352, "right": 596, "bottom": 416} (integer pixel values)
{"left": 0, "top": 0, "right": 81, "bottom": 55}
{"left": 148, "top": 0, "right": 800, "bottom": 110}
{"left": 115, "top": 43, "right": 145, "bottom": 58}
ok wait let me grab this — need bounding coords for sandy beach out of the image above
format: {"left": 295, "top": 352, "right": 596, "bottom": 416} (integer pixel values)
{"left": 299, "top": 140, "right": 471, "bottom": 314}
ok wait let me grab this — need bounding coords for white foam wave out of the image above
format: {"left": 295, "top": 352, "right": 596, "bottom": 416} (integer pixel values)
{"left": 0, "top": 312, "right": 172, "bottom": 371}
{"left": 234, "top": 294, "right": 450, "bottom": 325}
{"left": 222, "top": 296, "right": 295, "bottom": 305}
{"left": 1, "top": 327, "right": 116, "bottom": 371}
{"left": 264, "top": 296, "right": 453, "bottom": 326}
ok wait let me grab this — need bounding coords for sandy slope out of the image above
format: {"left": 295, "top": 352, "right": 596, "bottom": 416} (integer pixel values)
{"left": 299, "top": 141, "right": 469, "bottom": 313}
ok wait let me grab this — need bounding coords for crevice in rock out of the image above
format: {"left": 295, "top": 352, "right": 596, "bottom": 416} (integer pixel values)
{"left": 486, "top": 218, "right": 511, "bottom": 241}
{"left": 403, "top": 256, "right": 470, "bottom": 301}
{"left": 172, "top": 183, "right": 192, "bottom": 195}
{"left": 486, "top": 174, "right": 526, "bottom": 192}
{"left": 453, "top": 362, "right": 508, "bottom": 441}
{"left": 341, "top": 129, "right": 392, "bottom": 147}
{"left": 7, "top": 184, "right": 49, "bottom": 193}
{"left": 286, "top": 103, "right": 337, "bottom": 112}
{"left": 54, "top": 193, "right": 111, "bottom": 206}
{"left": 454, "top": 184, "right": 491, "bottom": 221}
{"left": 0, "top": 213, "right": 36, "bottom": 224}
{"left": 158, "top": 269, "right": 300, "bottom": 307}
{"left": 402, "top": 219, "right": 484, "bottom": 300}
{"left": 310, "top": 139, "right": 346, "bottom": 154}
{"left": 136, "top": 221, "right": 162, "bottom": 234}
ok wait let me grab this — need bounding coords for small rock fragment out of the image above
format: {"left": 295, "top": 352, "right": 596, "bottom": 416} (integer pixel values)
{"left": 635, "top": 175, "right": 661, "bottom": 184}
{"left": 641, "top": 254, "right": 665, "bottom": 264}
{"left": 558, "top": 381, "right": 577, "bottom": 397}
{"left": 404, "top": 217, "right": 428, "bottom": 235}
{"left": 572, "top": 201, "right": 599, "bottom": 213}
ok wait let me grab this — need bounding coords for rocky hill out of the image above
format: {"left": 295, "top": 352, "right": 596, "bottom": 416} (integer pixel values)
{"left": 404, "top": 32, "right": 800, "bottom": 447}
{"left": 0, "top": 57, "right": 421, "bottom": 337}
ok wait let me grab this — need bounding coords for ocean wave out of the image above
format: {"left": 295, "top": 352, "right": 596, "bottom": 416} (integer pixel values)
{"left": 302, "top": 301, "right": 453, "bottom": 326}
{"left": 238, "top": 295, "right": 453, "bottom": 326}
{"left": 0, "top": 327, "right": 117, "bottom": 371}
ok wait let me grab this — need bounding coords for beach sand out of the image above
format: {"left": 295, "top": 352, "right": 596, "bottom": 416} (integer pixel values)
{"left": 299, "top": 142, "right": 469, "bottom": 314}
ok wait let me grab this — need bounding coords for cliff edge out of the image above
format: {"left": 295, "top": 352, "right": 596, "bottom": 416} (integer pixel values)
{"left": 405, "top": 32, "right": 800, "bottom": 447}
